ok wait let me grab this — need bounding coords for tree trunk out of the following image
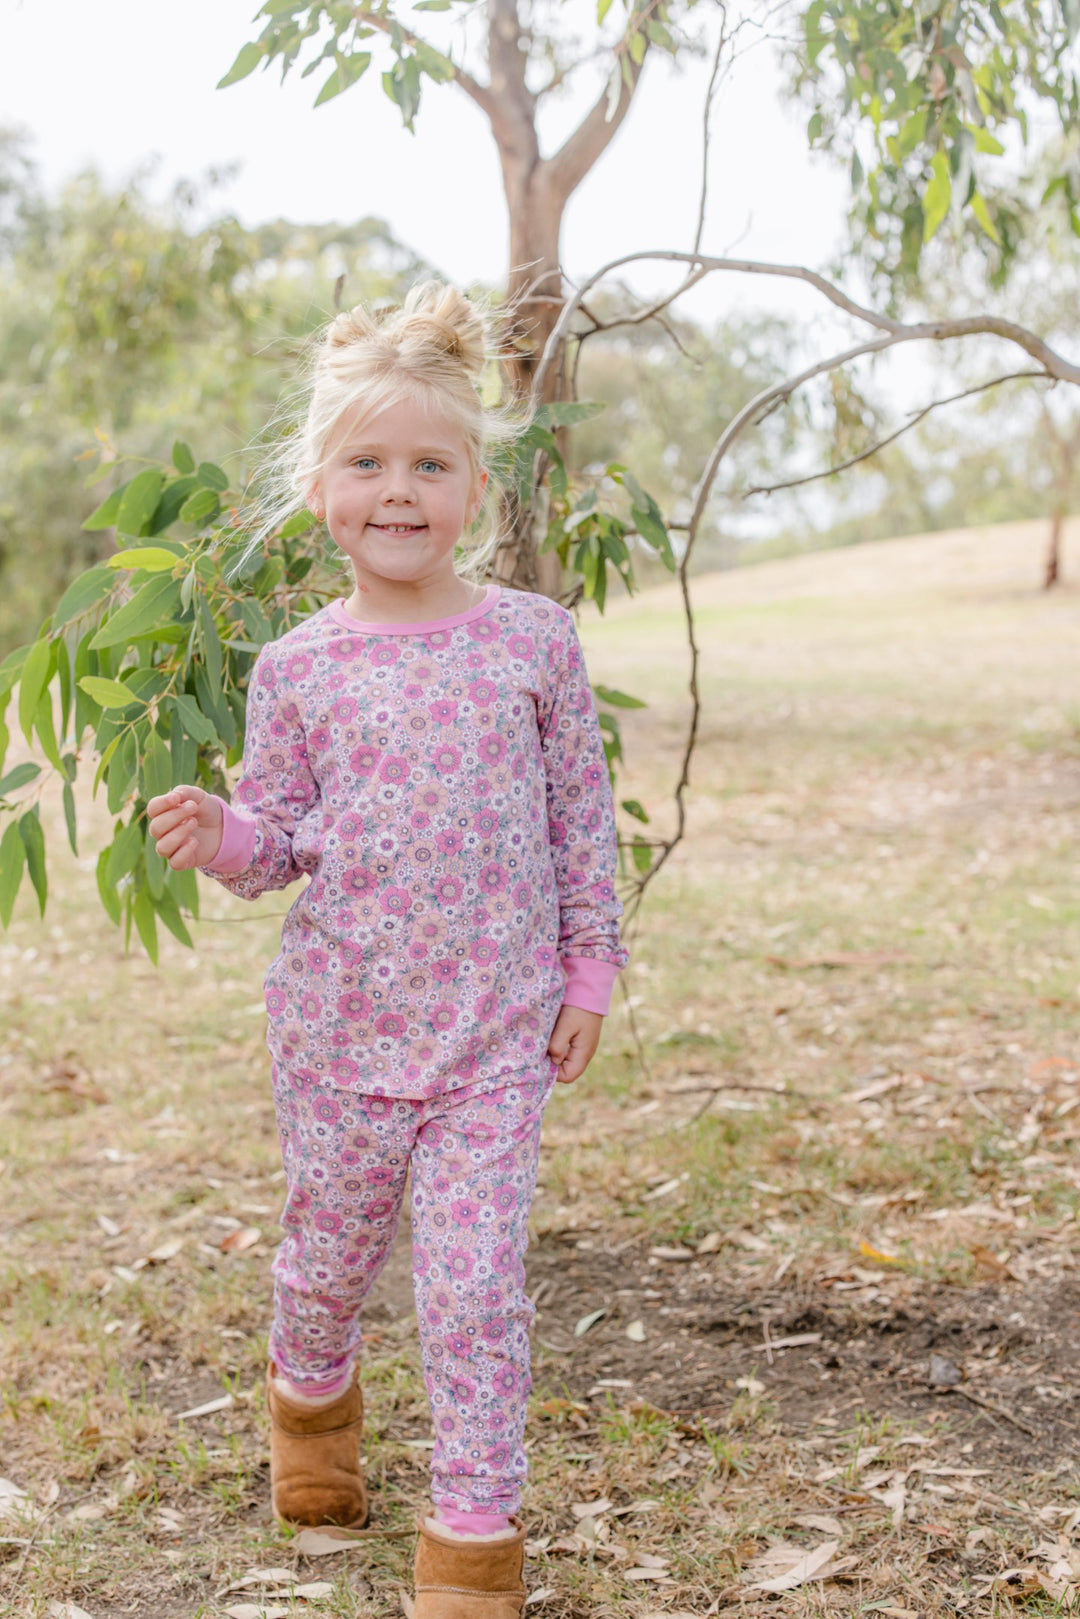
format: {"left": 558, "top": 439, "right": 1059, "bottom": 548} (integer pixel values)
{"left": 494, "top": 162, "right": 566, "bottom": 597}
{"left": 1044, "top": 509, "right": 1064, "bottom": 589}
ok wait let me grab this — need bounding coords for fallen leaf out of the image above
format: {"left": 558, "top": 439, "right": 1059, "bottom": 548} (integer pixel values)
{"left": 0, "top": 1478, "right": 29, "bottom": 1518}
{"left": 145, "top": 1236, "right": 184, "bottom": 1264}
{"left": 574, "top": 1309, "right": 607, "bottom": 1337}
{"left": 524, "top": 1591, "right": 557, "bottom": 1607}
{"left": 291, "top": 1526, "right": 367, "bottom": 1556}
{"left": 47, "top": 1606, "right": 97, "bottom": 1619}
{"left": 858, "top": 1240, "right": 907, "bottom": 1267}
{"left": 794, "top": 1513, "right": 844, "bottom": 1536}
{"left": 641, "top": 1177, "right": 684, "bottom": 1202}
{"left": 746, "top": 1539, "right": 840, "bottom": 1593}
{"left": 220, "top": 1226, "right": 261, "bottom": 1254}
{"left": 96, "top": 1215, "right": 121, "bottom": 1238}
{"left": 648, "top": 1245, "right": 695, "bottom": 1262}
{"left": 625, "top": 1319, "right": 646, "bottom": 1342}
{"left": 735, "top": 1376, "right": 765, "bottom": 1397}
{"left": 175, "top": 1394, "right": 234, "bottom": 1421}
{"left": 571, "top": 1498, "right": 613, "bottom": 1519}
{"left": 624, "top": 1567, "right": 673, "bottom": 1581}
{"left": 224, "top": 1607, "right": 289, "bottom": 1619}
{"left": 970, "top": 1243, "right": 1019, "bottom": 1282}
{"left": 223, "top": 1568, "right": 297, "bottom": 1591}
{"left": 696, "top": 1232, "right": 723, "bottom": 1254}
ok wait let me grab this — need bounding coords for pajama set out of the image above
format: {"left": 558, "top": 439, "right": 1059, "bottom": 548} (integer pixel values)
{"left": 200, "top": 580, "right": 628, "bottom": 1514}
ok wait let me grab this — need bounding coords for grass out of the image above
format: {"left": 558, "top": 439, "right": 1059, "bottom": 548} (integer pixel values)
{"left": 2, "top": 515, "right": 1080, "bottom": 1614}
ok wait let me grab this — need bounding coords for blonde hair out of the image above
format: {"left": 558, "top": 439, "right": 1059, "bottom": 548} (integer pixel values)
{"left": 234, "top": 281, "right": 528, "bottom": 584}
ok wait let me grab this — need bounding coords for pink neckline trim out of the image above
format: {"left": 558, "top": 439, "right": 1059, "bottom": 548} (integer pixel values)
{"left": 328, "top": 583, "right": 501, "bottom": 636}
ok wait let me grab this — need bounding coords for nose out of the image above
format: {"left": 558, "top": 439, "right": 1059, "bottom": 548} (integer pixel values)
{"left": 381, "top": 461, "right": 417, "bottom": 504}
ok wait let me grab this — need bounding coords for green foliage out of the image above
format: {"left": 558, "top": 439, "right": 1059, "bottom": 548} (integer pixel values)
{"left": 788, "top": 0, "right": 1080, "bottom": 295}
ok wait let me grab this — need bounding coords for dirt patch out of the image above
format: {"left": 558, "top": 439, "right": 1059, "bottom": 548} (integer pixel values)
{"left": 360, "top": 1222, "right": 1079, "bottom": 1471}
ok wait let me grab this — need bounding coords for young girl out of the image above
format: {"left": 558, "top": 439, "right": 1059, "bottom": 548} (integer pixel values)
{"left": 146, "top": 282, "right": 628, "bottom": 1618}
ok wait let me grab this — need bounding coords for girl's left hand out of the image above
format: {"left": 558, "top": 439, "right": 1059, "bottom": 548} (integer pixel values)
{"left": 547, "top": 1006, "right": 604, "bottom": 1085}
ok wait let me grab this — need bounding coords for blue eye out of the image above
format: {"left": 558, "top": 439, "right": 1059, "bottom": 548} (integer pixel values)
{"left": 353, "top": 456, "right": 377, "bottom": 471}
{"left": 418, "top": 459, "right": 442, "bottom": 474}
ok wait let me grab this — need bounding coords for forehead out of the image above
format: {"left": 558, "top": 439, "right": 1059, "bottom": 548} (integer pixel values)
{"left": 332, "top": 395, "right": 469, "bottom": 456}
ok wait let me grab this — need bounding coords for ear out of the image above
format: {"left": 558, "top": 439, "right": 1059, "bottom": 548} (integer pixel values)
{"left": 468, "top": 467, "right": 489, "bottom": 525}
{"left": 306, "top": 481, "right": 325, "bottom": 522}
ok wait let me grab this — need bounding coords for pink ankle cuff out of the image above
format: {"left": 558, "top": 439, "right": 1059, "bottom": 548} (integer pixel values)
{"left": 435, "top": 1506, "right": 513, "bottom": 1536}
{"left": 276, "top": 1368, "right": 352, "bottom": 1401}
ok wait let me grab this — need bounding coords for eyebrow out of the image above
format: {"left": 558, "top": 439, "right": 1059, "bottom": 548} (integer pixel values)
{"left": 343, "top": 441, "right": 459, "bottom": 458}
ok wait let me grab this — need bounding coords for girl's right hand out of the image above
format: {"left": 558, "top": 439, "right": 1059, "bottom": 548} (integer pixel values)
{"left": 146, "top": 786, "right": 224, "bottom": 870}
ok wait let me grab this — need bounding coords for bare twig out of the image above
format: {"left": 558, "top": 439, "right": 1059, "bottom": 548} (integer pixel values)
{"left": 744, "top": 369, "right": 1048, "bottom": 498}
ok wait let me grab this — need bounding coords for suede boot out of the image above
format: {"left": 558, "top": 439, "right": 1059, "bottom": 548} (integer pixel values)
{"left": 412, "top": 1514, "right": 527, "bottom": 1618}
{"left": 265, "top": 1361, "right": 368, "bottom": 1529}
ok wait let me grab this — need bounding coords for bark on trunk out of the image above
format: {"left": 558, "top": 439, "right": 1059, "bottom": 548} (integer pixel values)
{"left": 1044, "top": 509, "right": 1064, "bottom": 589}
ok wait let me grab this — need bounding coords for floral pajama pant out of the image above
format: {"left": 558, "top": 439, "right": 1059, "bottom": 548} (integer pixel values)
{"left": 268, "top": 1057, "right": 559, "bottom": 1515}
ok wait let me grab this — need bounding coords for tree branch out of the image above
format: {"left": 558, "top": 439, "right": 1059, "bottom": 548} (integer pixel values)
{"left": 743, "top": 370, "right": 1049, "bottom": 499}
{"left": 351, "top": 4, "right": 498, "bottom": 119}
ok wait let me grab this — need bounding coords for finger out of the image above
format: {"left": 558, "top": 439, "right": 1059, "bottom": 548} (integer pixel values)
{"left": 155, "top": 818, "right": 199, "bottom": 858}
{"left": 167, "top": 835, "right": 201, "bottom": 871}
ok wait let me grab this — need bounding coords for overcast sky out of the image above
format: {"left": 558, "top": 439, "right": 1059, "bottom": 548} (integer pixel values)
{"left": 1, "top": 0, "right": 855, "bottom": 333}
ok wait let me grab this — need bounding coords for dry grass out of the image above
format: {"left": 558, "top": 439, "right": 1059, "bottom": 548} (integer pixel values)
{"left": 2, "top": 516, "right": 1080, "bottom": 1616}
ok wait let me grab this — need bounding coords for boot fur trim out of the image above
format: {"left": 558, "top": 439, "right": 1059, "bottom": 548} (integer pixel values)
{"left": 412, "top": 1513, "right": 526, "bottom": 1618}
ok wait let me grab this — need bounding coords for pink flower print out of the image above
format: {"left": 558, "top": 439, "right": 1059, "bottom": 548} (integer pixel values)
{"left": 328, "top": 634, "right": 364, "bottom": 661}
{"left": 477, "top": 732, "right": 506, "bottom": 767}
{"left": 451, "top": 1198, "right": 481, "bottom": 1228}
{"left": 370, "top": 642, "right": 401, "bottom": 666}
{"left": 314, "top": 1209, "right": 342, "bottom": 1234}
{"left": 338, "top": 811, "right": 364, "bottom": 842}
{"left": 431, "top": 959, "right": 458, "bottom": 984}
{"left": 431, "top": 1003, "right": 459, "bottom": 1033}
{"left": 337, "top": 989, "right": 373, "bottom": 1022}
{"left": 364, "top": 1196, "right": 396, "bottom": 1222}
{"left": 417, "top": 782, "right": 448, "bottom": 815}
{"left": 411, "top": 810, "right": 432, "bottom": 832}
{"left": 435, "top": 828, "right": 463, "bottom": 858}
{"left": 507, "top": 632, "right": 534, "bottom": 659}
{"left": 433, "top": 874, "right": 463, "bottom": 906}
{"left": 446, "top": 1330, "right": 472, "bottom": 1358}
{"left": 468, "top": 617, "right": 497, "bottom": 642}
{"left": 374, "top": 1010, "right": 407, "bottom": 1039}
{"left": 310, "top": 1093, "right": 341, "bottom": 1127}
{"left": 379, "top": 754, "right": 409, "bottom": 786}
{"left": 417, "top": 913, "right": 448, "bottom": 947}
{"left": 414, "top": 1246, "right": 430, "bottom": 1275}
{"left": 433, "top": 1287, "right": 453, "bottom": 1312}
{"left": 301, "top": 991, "right": 323, "bottom": 1021}
{"left": 481, "top": 1320, "right": 506, "bottom": 1346}
{"left": 364, "top": 1164, "right": 396, "bottom": 1187}
{"left": 493, "top": 1365, "right": 518, "bottom": 1397}
{"left": 266, "top": 987, "right": 287, "bottom": 1016}
{"left": 428, "top": 697, "right": 459, "bottom": 725}
{"left": 486, "top": 1443, "right": 511, "bottom": 1471}
{"left": 469, "top": 937, "right": 498, "bottom": 968}
{"left": 281, "top": 651, "right": 313, "bottom": 682}
{"left": 491, "top": 1240, "right": 515, "bottom": 1274}
{"left": 478, "top": 863, "right": 507, "bottom": 896}
{"left": 379, "top": 886, "right": 412, "bottom": 919}
{"left": 332, "top": 696, "right": 358, "bottom": 723}
{"left": 349, "top": 743, "right": 378, "bottom": 776}
{"left": 408, "top": 940, "right": 429, "bottom": 963}
{"left": 475, "top": 992, "right": 497, "bottom": 1022}
{"left": 512, "top": 882, "right": 530, "bottom": 908}
{"left": 407, "top": 712, "right": 430, "bottom": 739}
{"left": 431, "top": 742, "right": 462, "bottom": 773}
{"left": 492, "top": 1184, "right": 517, "bottom": 1215}
{"left": 534, "top": 944, "right": 557, "bottom": 969}
{"left": 308, "top": 723, "right": 331, "bottom": 751}
{"left": 448, "top": 1373, "right": 477, "bottom": 1404}
{"left": 472, "top": 807, "right": 499, "bottom": 838}
{"left": 412, "top": 843, "right": 435, "bottom": 868}
{"left": 468, "top": 677, "right": 498, "bottom": 705}
{"left": 447, "top": 1247, "right": 474, "bottom": 1282}
{"left": 427, "top": 630, "right": 451, "bottom": 649}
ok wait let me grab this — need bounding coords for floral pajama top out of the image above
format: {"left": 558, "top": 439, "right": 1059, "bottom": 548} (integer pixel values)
{"left": 200, "top": 582, "right": 629, "bottom": 1098}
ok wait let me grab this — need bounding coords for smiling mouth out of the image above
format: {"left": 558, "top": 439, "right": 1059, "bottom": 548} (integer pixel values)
{"left": 372, "top": 523, "right": 426, "bottom": 534}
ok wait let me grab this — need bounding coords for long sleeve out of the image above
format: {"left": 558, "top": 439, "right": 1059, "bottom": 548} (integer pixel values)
{"left": 539, "top": 611, "right": 630, "bottom": 1015}
{"left": 198, "top": 643, "right": 321, "bottom": 901}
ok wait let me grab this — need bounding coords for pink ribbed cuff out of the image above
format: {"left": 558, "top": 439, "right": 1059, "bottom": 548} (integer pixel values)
{"left": 203, "top": 795, "right": 257, "bottom": 873}
{"left": 560, "top": 955, "right": 619, "bottom": 1015}
{"left": 435, "top": 1506, "right": 513, "bottom": 1536}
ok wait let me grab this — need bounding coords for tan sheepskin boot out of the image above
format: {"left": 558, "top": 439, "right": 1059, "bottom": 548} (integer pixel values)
{"left": 412, "top": 1514, "right": 527, "bottom": 1618}
{"left": 265, "top": 1361, "right": 368, "bottom": 1529}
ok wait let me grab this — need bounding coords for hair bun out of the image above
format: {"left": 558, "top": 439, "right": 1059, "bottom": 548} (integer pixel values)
{"left": 399, "top": 282, "right": 487, "bottom": 379}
